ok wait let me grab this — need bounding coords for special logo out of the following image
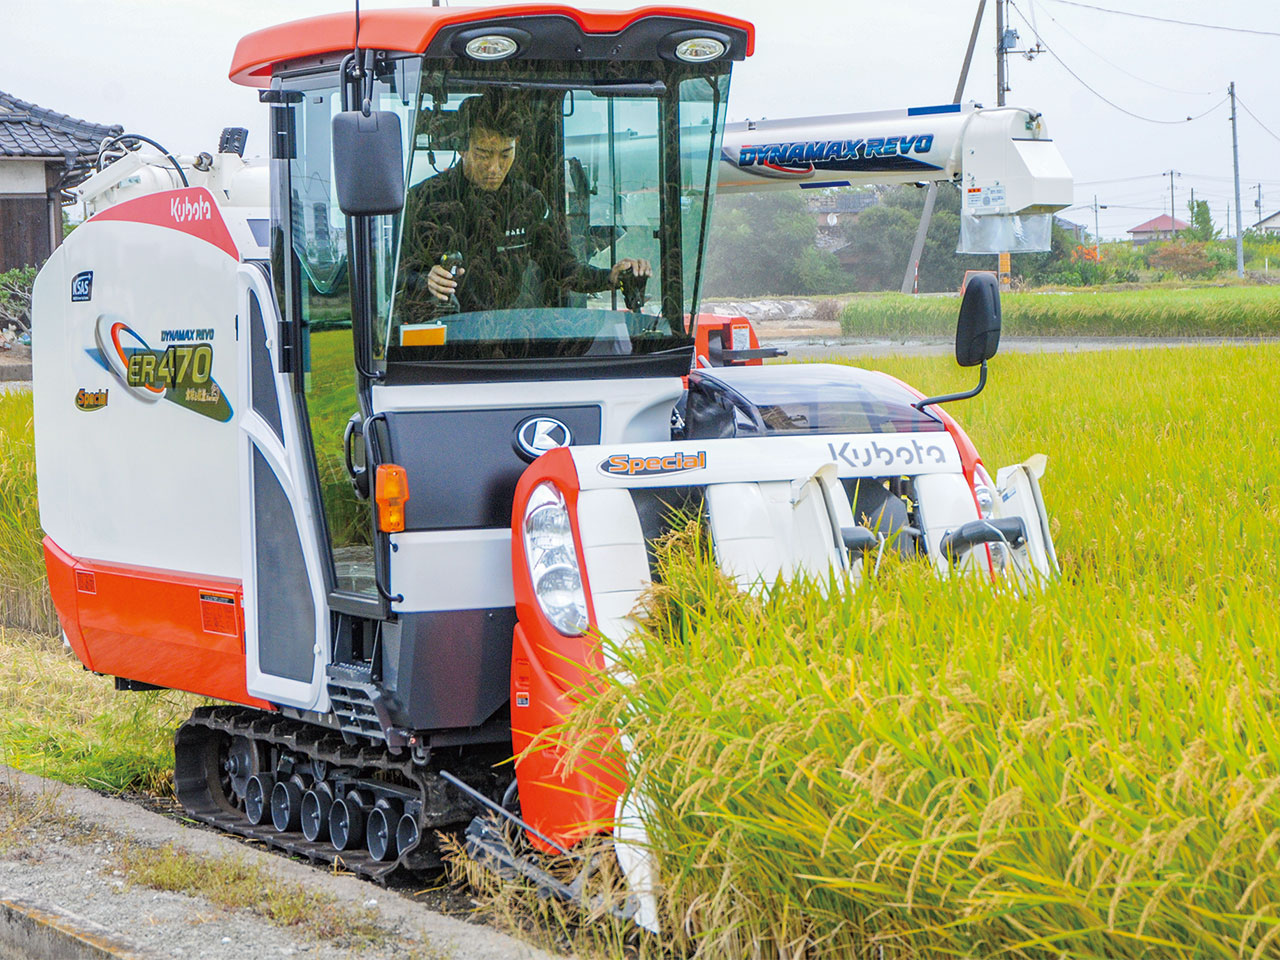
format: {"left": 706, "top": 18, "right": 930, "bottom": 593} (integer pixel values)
{"left": 71, "top": 271, "right": 93, "bottom": 302}
{"left": 74, "top": 387, "right": 108, "bottom": 412}
{"left": 514, "top": 416, "right": 572, "bottom": 461}
{"left": 598, "top": 450, "right": 706, "bottom": 478}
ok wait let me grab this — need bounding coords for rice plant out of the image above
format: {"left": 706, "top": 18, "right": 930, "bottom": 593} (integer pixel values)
{"left": 555, "top": 344, "right": 1280, "bottom": 958}
{"left": 839, "top": 286, "right": 1280, "bottom": 339}
{"left": 0, "top": 389, "right": 55, "bottom": 634}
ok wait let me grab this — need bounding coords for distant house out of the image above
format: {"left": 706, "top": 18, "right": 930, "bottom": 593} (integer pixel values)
{"left": 1127, "top": 214, "right": 1189, "bottom": 246}
{"left": 806, "top": 191, "right": 877, "bottom": 256}
{"left": 1254, "top": 211, "right": 1280, "bottom": 236}
{"left": 0, "top": 91, "right": 121, "bottom": 272}
{"left": 1055, "top": 217, "right": 1086, "bottom": 242}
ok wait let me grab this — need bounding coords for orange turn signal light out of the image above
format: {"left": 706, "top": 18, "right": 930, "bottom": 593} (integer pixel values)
{"left": 375, "top": 464, "right": 410, "bottom": 533}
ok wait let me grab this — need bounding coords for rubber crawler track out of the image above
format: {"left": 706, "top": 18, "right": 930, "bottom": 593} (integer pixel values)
{"left": 174, "top": 705, "right": 506, "bottom": 882}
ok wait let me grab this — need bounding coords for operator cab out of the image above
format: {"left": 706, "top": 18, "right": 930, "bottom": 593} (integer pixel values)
{"left": 245, "top": 7, "right": 750, "bottom": 738}
{"left": 381, "top": 58, "right": 729, "bottom": 381}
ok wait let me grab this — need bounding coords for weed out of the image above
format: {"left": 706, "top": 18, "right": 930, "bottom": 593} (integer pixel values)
{"left": 0, "top": 626, "right": 197, "bottom": 794}
{"left": 117, "top": 842, "right": 388, "bottom": 948}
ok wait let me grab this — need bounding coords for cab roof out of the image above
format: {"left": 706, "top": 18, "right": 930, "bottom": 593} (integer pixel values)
{"left": 229, "top": 5, "right": 755, "bottom": 87}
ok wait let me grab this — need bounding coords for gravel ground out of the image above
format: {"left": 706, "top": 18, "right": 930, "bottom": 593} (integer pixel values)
{"left": 0, "top": 766, "right": 561, "bottom": 960}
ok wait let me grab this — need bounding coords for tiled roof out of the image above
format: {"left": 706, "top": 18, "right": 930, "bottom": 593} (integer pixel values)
{"left": 0, "top": 91, "right": 122, "bottom": 161}
{"left": 1127, "top": 214, "right": 1189, "bottom": 235}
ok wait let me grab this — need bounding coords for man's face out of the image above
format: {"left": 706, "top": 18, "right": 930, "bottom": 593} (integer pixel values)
{"left": 461, "top": 127, "right": 517, "bottom": 192}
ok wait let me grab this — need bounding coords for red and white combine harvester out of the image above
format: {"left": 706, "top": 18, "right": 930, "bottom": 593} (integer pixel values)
{"left": 32, "top": 5, "right": 1069, "bottom": 927}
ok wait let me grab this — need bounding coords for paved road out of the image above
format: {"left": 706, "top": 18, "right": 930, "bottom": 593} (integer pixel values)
{"left": 764, "top": 336, "right": 1277, "bottom": 361}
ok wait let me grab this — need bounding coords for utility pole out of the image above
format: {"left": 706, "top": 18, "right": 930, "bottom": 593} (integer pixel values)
{"left": 996, "top": 0, "right": 1007, "bottom": 106}
{"left": 1092, "top": 195, "right": 1107, "bottom": 258}
{"left": 1256, "top": 183, "right": 1264, "bottom": 229}
{"left": 1230, "top": 81, "right": 1245, "bottom": 276}
{"left": 1163, "top": 170, "right": 1180, "bottom": 236}
{"left": 900, "top": 0, "right": 986, "bottom": 294}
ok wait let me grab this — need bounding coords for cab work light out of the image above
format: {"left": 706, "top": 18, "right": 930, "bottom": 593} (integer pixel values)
{"left": 674, "top": 37, "right": 726, "bottom": 62}
{"left": 375, "top": 464, "right": 410, "bottom": 533}
{"left": 464, "top": 35, "right": 519, "bottom": 60}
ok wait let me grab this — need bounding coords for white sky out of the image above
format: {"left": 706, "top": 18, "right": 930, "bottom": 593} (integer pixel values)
{"left": 9, "top": 0, "right": 1279, "bottom": 240}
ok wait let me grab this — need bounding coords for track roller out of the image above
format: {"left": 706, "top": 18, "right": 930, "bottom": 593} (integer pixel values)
{"left": 271, "top": 775, "right": 309, "bottom": 833}
{"left": 301, "top": 783, "right": 334, "bottom": 843}
{"left": 368, "top": 798, "right": 403, "bottom": 862}
{"left": 330, "top": 791, "right": 368, "bottom": 852}
{"left": 245, "top": 773, "right": 274, "bottom": 825}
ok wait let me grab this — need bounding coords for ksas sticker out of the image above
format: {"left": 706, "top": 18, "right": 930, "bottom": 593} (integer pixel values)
{"left": 598, "top": 450, "right": 706, "bottom": 478}
{"left": 74, "top": 387, "right": 108, "bottom": 412}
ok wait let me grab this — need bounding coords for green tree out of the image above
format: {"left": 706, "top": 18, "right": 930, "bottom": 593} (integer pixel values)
{"left": 704, "top": 191, "right": 832, "bottom": 296}
{"left": 1182, "top": 199, "right": 1220, "bottom": 242}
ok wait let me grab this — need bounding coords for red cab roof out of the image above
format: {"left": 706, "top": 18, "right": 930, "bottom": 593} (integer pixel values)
{"left": 230, "top": 5, "right": 755, "bottom": 87}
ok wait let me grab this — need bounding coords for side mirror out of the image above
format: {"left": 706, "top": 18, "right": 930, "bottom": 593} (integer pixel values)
{"left": 332, "top": 111, "right": 405, "bottom": 216}
{"left": 915, "top": 273, "right": 1001, "bottom": 413}
{"left": 955, "top": 273, "right": 1001, "bottom": 367}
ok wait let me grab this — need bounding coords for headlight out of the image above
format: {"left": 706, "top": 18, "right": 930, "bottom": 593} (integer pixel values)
{"left": 522, "top": 483, "right": 589, "bottom": 636}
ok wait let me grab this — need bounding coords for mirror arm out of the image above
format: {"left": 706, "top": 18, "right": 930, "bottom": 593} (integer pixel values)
{"left": 914, "top": 360, "right": 987, "bottom": 413}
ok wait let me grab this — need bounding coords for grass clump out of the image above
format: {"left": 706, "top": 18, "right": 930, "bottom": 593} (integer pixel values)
{"left": 839, "top": 285, "right": 1280, "bottom": 339}
{"left": 554, "top": 344, "right": 1280, "bottom": 958}
{"left": 0, "top": 627, "right": 196, "bottom": 795}
{"left": 118, "top": 842, "right": 387, "bottom": 948}
{"left": 0, "top": 389, "right": 55, "bottom": 634}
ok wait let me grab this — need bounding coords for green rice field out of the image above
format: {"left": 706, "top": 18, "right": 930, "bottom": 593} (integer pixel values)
{"left": 4, "top": 341, "right": 1280, "bottom": 955}
{"left": 840, "top": 286, "right": 1280, "bottom": 339}
{"left": 557, "top": 344, "right": 1280, "bottom": 958}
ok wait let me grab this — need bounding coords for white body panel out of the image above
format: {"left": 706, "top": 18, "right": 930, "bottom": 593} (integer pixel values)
{"left": 912, "top": 472, "right": 984, "bottom": 573}
{"left": 390, "top": 528, "right": 515, "bottom": 613}
{"left": 33, "top": 219, "right": 242, "bottom": 577}
{"left": 996, "top": 454, "right": 1060, "bottom": 582}
{"left": 718, "top": 103, "right": 1071, "bottom": 218}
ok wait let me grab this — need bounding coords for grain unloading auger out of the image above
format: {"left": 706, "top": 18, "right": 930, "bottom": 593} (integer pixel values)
{"left": 31, "top": 4, "right": 1068, "bottom": 928}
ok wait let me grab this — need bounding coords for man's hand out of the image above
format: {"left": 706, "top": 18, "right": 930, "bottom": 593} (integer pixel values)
{"left": 427, "top": 263, "right": 465, "bottom": 301}
{"left": 609, "top": 258, "right": 652, "bottom": 285}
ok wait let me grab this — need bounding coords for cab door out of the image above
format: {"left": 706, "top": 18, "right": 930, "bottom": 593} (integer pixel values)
{"left": 237, "top": 264, "right": 331, "bottom": 710}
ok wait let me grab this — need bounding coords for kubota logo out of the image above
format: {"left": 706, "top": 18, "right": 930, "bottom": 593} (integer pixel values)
{"left": 598, "top": 451, "right": 706, "bottom": 478}
{"left": 170, "top": 195, "right": 213, "bottom": 224}
{"left": 514, "top": 416, "right": 572, "bottom": 461}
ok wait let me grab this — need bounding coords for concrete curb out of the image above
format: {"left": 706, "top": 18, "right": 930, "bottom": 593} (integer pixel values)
{"left": 0, "top": 766, "right": 563, "bottom": 960}
{"left": 0, "top": 887, "right": 154, "bottom": 959}
{"left": 0, "top": 365, "right": 31, "bottom": 382}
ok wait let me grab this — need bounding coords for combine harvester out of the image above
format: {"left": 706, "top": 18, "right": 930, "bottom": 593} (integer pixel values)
{"left": 32, "top": 4, "right": 1068, "bottom": 927}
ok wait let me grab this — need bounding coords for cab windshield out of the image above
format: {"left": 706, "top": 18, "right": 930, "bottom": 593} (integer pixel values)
{"left": 382, "top": 60, "right": 730, "bottom": 378}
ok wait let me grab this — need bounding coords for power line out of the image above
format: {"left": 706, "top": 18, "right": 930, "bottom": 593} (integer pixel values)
{"left": 1008, "top": 4, "right": 1229, "bottom": 124}
{"left": 1235, "top": 94, "right": 1280, "bottom": 146}
{"left": 1041, "top": 0, "right": 1280, "bottom": 38}
{"left": 1025, "top": 0, "right": 1214, "bottom": 96}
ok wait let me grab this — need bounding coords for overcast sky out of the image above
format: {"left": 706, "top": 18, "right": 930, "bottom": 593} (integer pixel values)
{"left": 8, "top": 0, "right": 1279, "bottom": 240}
